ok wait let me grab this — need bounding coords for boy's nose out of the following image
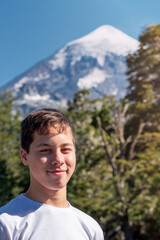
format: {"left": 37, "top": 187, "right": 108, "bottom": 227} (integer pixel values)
{"left": 50, "top": 151, "right": 64, "bottom": 166}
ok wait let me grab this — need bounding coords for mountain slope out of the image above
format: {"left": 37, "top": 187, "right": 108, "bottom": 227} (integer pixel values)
{"left": 1, "top": 25, "right": 139, "bottom": 113}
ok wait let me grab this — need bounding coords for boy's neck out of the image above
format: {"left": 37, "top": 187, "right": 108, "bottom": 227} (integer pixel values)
{"left": 24, "top": 185, "right": 69, "bottom": 208}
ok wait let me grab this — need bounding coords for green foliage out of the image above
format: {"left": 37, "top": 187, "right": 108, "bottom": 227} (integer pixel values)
{"left": 67, "top": 87, "right": 160, "bottom": 239}
{"left": 126, "top": 24, "right": 160, "bottom": 130}
{"left": 0, "top": 91, "right": 30, "bottom": 205}
{"left": 125, "top": 25, "right": 160, "bottom": 237}
{"left": 0, "top": 91, "right": 21, "bottom": 205}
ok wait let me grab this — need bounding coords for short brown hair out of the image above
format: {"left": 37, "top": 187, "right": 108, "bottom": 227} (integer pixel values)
{"left": 21, "top": 108, "right": 74, "bottom": 153}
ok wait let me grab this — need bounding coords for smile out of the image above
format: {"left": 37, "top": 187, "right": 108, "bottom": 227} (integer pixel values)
{"left": 47, "top": 169, "right": 67, "bottom": 175}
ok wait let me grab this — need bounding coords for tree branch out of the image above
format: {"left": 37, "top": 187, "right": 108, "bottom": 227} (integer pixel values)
{"left": 96, "top": 116, "right": 117, "bottom": 176}
{"left": 129, "top": 120, "right": 145, "bottom": 160}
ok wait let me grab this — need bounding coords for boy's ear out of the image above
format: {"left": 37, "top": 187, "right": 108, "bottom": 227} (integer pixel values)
{"left": 20, "top": 148, "right": 29, "bottom": 166}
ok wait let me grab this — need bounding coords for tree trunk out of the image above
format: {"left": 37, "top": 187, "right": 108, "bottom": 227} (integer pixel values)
{"left": 122, "top": 215, "right": 133, "bottom": 240}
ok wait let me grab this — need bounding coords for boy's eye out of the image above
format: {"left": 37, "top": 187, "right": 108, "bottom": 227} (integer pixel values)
{"left": 40, "top": 149, "right": 51, "bottom": 153}
{"left": 61, "top": 148, "right": 71, "bottom": 153}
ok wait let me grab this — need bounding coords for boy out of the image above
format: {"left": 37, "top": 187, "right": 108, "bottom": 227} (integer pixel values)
{"left": 0, "top": 108, "right": 104, "bottom": 240}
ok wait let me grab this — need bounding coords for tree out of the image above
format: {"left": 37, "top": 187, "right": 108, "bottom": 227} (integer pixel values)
{"left": 126, "top": 24, "right": 160, "bottom": 131}
{"left": 124, "top": 24, "right": 160, "bottom": 238}
{"left": 0, "top": 91, "right": 22, "bottom": 206}
{"left": 66, "top": 89, "right": 160, "bottom": 239}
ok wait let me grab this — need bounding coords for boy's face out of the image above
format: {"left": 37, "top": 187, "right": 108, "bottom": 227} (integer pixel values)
{"left": 21, "top": 127, "right": 76, "bottom": 192}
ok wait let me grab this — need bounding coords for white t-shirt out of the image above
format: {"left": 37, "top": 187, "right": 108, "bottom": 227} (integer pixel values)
{"left": 0, "top": 194, "right": 104, "bottom": 240}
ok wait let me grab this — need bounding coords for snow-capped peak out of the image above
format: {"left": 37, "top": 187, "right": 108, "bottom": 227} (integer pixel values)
{"left": 2, "top": 25, "right": 139, "bottom": 114}
{"left": 49, "top": 25, "right": 139, "bottom": 70}
{"left": 67, "top": 25, "right": 139, "bottom": 56}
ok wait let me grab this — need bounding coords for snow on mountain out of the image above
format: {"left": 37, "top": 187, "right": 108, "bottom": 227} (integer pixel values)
{"left": 49, "top": 25, "right": 138, "bottom": 69}
{"left": 78, "top": 68, "right": 111, "bottom": 89}
{"left": 68, "top": 25, "right": 138, "bottom": 56}
{"left": 1, "top": 25, "right": 139, "bottom": 114}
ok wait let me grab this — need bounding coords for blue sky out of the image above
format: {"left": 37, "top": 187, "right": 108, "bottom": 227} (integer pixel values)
{"left": 0, "top": 0, "right": 160, "bottom": 87}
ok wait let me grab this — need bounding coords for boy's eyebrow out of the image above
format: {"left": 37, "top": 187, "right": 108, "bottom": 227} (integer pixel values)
{"left": 37, "top": 143, "right": 51, "bottom": 147}
{"left": 61, "top": 143, "right": 74, "bottom": 147}
{"left": 36, "top": 143, "right": 74, "bottom": 147}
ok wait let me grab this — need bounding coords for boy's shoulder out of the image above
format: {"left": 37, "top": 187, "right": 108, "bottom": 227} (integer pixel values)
{"left": 71, "top": 205, "right": 96, "bottom": 222}
{"left": 0, "top": 194, "right": 40, "bottom": 217}
{"left": 70, "top": 205, "right": 103, "bottom": 237}
{"left": 0, "top": 196, "right": 20, "bottom": 215}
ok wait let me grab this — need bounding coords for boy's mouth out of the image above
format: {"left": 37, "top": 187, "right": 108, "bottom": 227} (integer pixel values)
{"left": 47, "top": 169, "right": 67, "bottom": 175}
